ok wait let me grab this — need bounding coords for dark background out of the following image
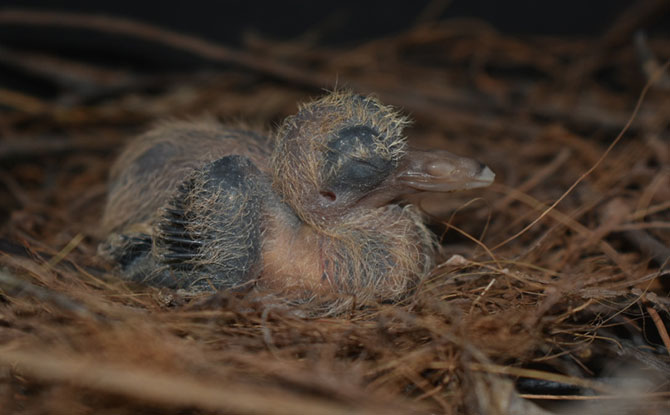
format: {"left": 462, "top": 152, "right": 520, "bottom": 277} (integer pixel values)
{"left": 0, "top": 0, "right": 650, "bottom": 43}
{"left": 1, "top": 0, "right": 668, "bottom": 71}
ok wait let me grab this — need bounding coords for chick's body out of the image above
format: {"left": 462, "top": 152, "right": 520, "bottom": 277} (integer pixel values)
{"left": 101, "top": 92, "right": 493, "bottom": 305}
{"left": 103, "top": 120, "right": 272, "bottom": 234}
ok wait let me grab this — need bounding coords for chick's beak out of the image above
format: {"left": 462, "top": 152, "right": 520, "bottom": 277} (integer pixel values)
{"left": 351, "top": 148, "right": 495, "bottom": 210}
{"left": 396, "top": 148, "right": 495, "bottom": 192}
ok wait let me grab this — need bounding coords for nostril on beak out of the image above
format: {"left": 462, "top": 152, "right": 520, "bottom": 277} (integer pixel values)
{"left": 477, "top": 161, "right": 487, "bottom": 174}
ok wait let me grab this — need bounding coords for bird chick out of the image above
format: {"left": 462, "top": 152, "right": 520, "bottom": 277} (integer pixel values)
{"left": 100, "top": 92, "right": 494, "bottom": 306}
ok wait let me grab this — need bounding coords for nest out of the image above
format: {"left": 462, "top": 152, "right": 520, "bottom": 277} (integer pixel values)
{"left": 0, "top": 7, "right": 669, "bottom": 415}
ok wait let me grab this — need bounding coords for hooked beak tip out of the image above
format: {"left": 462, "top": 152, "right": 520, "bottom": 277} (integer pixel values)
{"left": 467, "top": 165, "right": 495, "bottom": 189}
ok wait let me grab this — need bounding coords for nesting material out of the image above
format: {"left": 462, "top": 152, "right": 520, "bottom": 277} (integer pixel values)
{"left": 0, "top": 8, "right": 669, "bottom": 415}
